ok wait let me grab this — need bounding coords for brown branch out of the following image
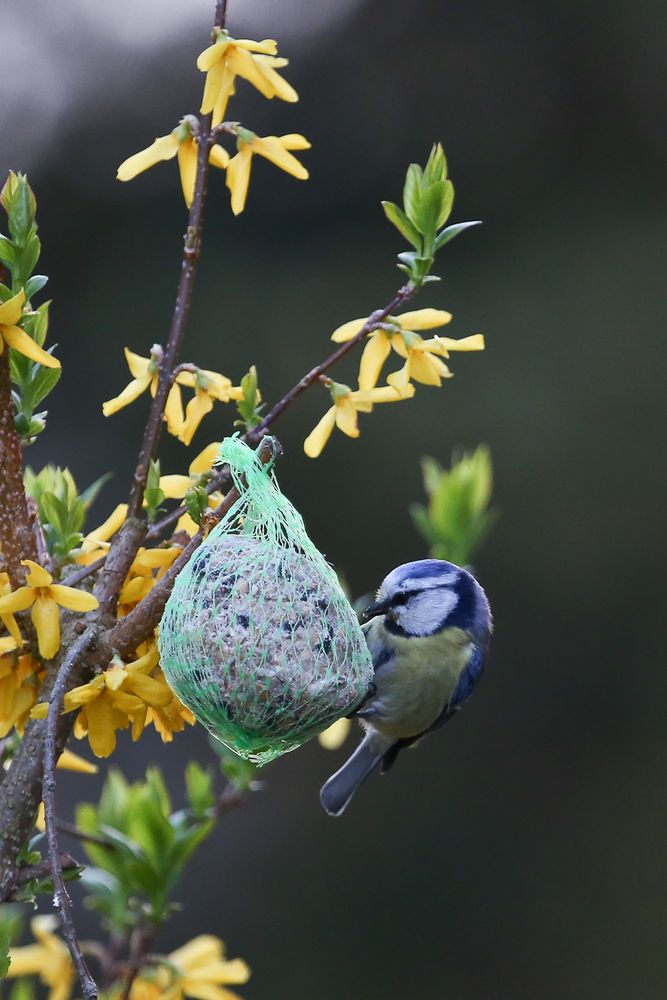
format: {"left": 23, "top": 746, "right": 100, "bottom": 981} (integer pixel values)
{"left": 122, "top": 3, "right": 229, "bottom": 526}
{"left": 16, "top": 854, "right": 78, "bottom": 884}
{"left": 0, "top": 349, "right": 39, "bottom": 586}
{"left": 247, "top": 283, "right": 414, "bottom": 444}
{"left": 92, "top": 1, "right": 231, "bottom": 621}
{"left": 8, "top": 853, "right": 79, "bottom": 900}
{"left": 119, "top": 926, "right": 154, "bottom": 1000}
{"left": 55, "top": 818, "right": 116, "bottom": 850}
{"left": 43, "top": 625, "right": 103, "bottom": 1000}
{"left": 60, "top": 555, "right": 106, "bottom": 590}
{"left": 107, "top": 437, "right": 276, "bottom": 657}
{"left": 143, "top": 281, "right": 416, "bottom": 542}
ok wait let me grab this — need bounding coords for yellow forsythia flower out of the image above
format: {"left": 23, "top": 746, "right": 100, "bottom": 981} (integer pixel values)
{"left": 0, "top": 571, "right": 23, "bottom": 645}
{"left": 0, "top": 561, "right": 98, "bottom": 660}
{"left": 197, "top": 32, "right": 297, "bottom": 125}
{"left": 159, "top": 441, "right": 223, "bottom": 536}
{"left": 102, "top": 348, "right": 184, "bottom": 435}
{"left": 0, "top": 289, "right": 60, "bottom": 369}
{"left": 331, "top": 308, "right": 485, "bottom": 391}
{"left": 226, "top": 131, "right": 310, "bottom": 215}
{"left": 304, "top": 381, "right": 414, "bottom": 459}
{"left": 5, "top": 916, "right": 75, "bottom": 1000}
{"left": 318, "top": 717, "right": 352, "bottom": 750}
{"left": 32, "top": 644, "right": 172, "bottom": 757}
{"left": 130, "top": 664, "right": 196, "bottom": 743}
{"left": 0, "top": 652, "right": 38, "bottom": 738}
{"left": 57, "top": 747, "right": 98, "bottom": 773}
{"left": 131, "top": 934, "right": 250, "bottom": 1000}
{"left": 76, "top": 502, "right": 128, "bottom": 564}
{"left": 117, "top": 120, "right": 229, "bottom": 208}
{"left": 174, "top": 368, "right": 243, "bottom": 446}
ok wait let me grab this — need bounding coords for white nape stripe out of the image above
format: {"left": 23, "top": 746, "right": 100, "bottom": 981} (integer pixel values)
{"left": 401, "top": 573, "right": 458, "bottom": 592}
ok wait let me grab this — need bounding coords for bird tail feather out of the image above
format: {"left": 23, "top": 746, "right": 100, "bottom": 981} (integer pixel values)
{"left": 320, "top": 737, "right": 385, "bottom": 817}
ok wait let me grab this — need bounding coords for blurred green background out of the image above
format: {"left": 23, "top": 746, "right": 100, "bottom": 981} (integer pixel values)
{"left": 3, "top": 0, "right": 667, "bottom": 996}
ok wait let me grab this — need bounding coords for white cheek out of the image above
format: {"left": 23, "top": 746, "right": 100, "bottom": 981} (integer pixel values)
{"left": 398, "top": 590, "right": 458, "bottom": 636}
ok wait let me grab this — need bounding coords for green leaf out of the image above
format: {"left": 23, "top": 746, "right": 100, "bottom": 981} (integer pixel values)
{"left": 25, "top": 365, "right": 61, "bottom": 410}
{"left": 414, "top": 181, "right": 447, "bottom": 239}
{"left": 0, "top": 904, "right": 24, "bottom": 980}
{"left": 433, "top": 220, "right": 482, "bottom": 252}
{"left": 0, "top": 936, "right": 10, "bottom": 979}
{"left": 185, "top": 762, "right": 215, "bottom": 818}
{"left": 411, "top": 446, "right": 498, "bottom": 566}
{"left": 1, "top": 172, "right": 37, "bottom": 246}
{"left": 22, "top": 301, "right": 50, "bottom": 348}
{"left": 209, "top": 739, "right": 259, "bottom": 791}
{"left": 381, "top": 201, "right": 421, "bottom": 248}
{"left": 409, "top": 503, "right": 438, "bottom": 546}
{"left": 423, "top": 143, "right": 447, "bottom": 186}
{"left": 436, "top": 179, "right": 454, "bottom": 228}
{"left": 234, "top": 365, "right": 264, "bottom": 431}
{"left": 10, "top": 977, "right": 36, "bottom": 1000}
{"left": 144, "top": 460, "right": 165, "bottom": 523}
{"left": 185, "top": 485, "right": 209, "bottom": 526}
{"left": 79, "top": 472, "right": 113, "bottom": 512}
{"left": 40, "top": 492, "right": 67, "bottom": 537}
{"left": 24, "top": 275, "right": 48, "bottom": 300}
{"left": 420, "top": 456, "right": 444, "bottom": 496}
{"left": 402, "top": 163, "right": 423, "bottom": 223}
{"left": 0, "top": 238, "right": 15, "bottom": 267}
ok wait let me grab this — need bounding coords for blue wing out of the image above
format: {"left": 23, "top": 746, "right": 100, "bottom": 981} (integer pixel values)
{"left": 379, "top": 643, "right": 486, "bottom": 773}
{"left": 448, "top": 643, "right": 485, "bottom": 711}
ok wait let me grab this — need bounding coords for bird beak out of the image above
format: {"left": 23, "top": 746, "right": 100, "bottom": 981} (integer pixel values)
{"left": 362, "top": 599, "right": 391, "bottom": 621}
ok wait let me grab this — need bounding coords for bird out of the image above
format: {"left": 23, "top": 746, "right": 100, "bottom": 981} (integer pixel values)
{"left": 319, "top": 558, "right": 492, "bottom": 816}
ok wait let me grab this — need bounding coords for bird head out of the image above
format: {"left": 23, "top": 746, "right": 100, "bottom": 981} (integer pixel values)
{"left": 362, "top": 559, "right": 491, "bottom": 641}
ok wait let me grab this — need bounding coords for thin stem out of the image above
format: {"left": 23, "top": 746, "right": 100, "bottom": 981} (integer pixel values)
{"left": 60, "top": 555, "right": 106, "bottom": 589}
{"left": 125, "top": 132, "right": 214, "bottom": 521}
{"left": 9, "top": 853, "right": 78, "bottom": 899}
{"left": 146, "top": 282, "right": 416, "bottom": 539}
{"left": 120, "top": 926, "right": 154, "bottom": 1000}
{"left": 107, "top": 437, "right": 276, "bottom": 656}
{"left": 43, "top": 626, "right": 102, "bottom": 999}
{"left": 56, "top": 818, "right": 116, "bottom": 850}
{"left": 247, "top": 283, "right": 414, "bottom": 444}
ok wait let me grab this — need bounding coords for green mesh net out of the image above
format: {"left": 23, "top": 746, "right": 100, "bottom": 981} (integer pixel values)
{"left": 158, "top": 436, "right": 374, "bottom": 764}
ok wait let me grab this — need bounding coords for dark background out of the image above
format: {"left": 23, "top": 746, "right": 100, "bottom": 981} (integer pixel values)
{"left": 2, "top": 0, "right": 666, "bottom": 997}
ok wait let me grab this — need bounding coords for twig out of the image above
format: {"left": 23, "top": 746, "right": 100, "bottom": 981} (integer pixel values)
{"left": 123, "top": 19, "right": 226, "bottom": 524}
{"left": 91, "top": 0, "right": 231, "bottom": 623}
{"left": 119, "top": 926, "right": 154, "bottom": 1000}
{"left": 107, "top": 438, "right": 275, "bottom": 656}
{"left": 55, "top": 818, "right": 115, "bottom": 850}
{"left": 43, "top": 626, "right": 102, "bottom": 999}
{"left": 15, "top": 854, "right": 78, "bottom": 885}
{"left": 60, "top": 555, "right": 107, "bottom": 589}
{"left": 144, "top": 281, "right": 416, "bottom": 541}
{"left": 27, "top": 496, "right": 51, "bottom": 571}
{"left": 214, "top": 783, "right": 246, "bottom": 817}
{"left": 8, "top": 853, "right": 79, "bottom": 900}
{"left": 247, "top": 283, "right": 414, "bottom": 443}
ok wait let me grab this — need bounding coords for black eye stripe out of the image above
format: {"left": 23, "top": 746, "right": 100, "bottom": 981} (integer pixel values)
{"left": 391, "top": 583, "right": 451, "bottom": 607}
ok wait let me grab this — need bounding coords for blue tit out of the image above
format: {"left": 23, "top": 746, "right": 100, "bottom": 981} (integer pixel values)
{"left": 320, "top": 558, "right": 492, "bottom": 816}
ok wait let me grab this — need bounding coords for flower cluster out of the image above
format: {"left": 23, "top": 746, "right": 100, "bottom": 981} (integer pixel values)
{"left": 102, "top": 349, "right": 245, "bottom": 446}
{"left": 31, "top": 640, "right": 194, "bottom": 758}
{"left": 116, "top": 31, "right": 309, "bottom": 214}
{"left": 5, "top": 919, "right": 249, "bottom": 1000}
{"left": 304, "top": 309, "right": 485, "bottom": 457}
